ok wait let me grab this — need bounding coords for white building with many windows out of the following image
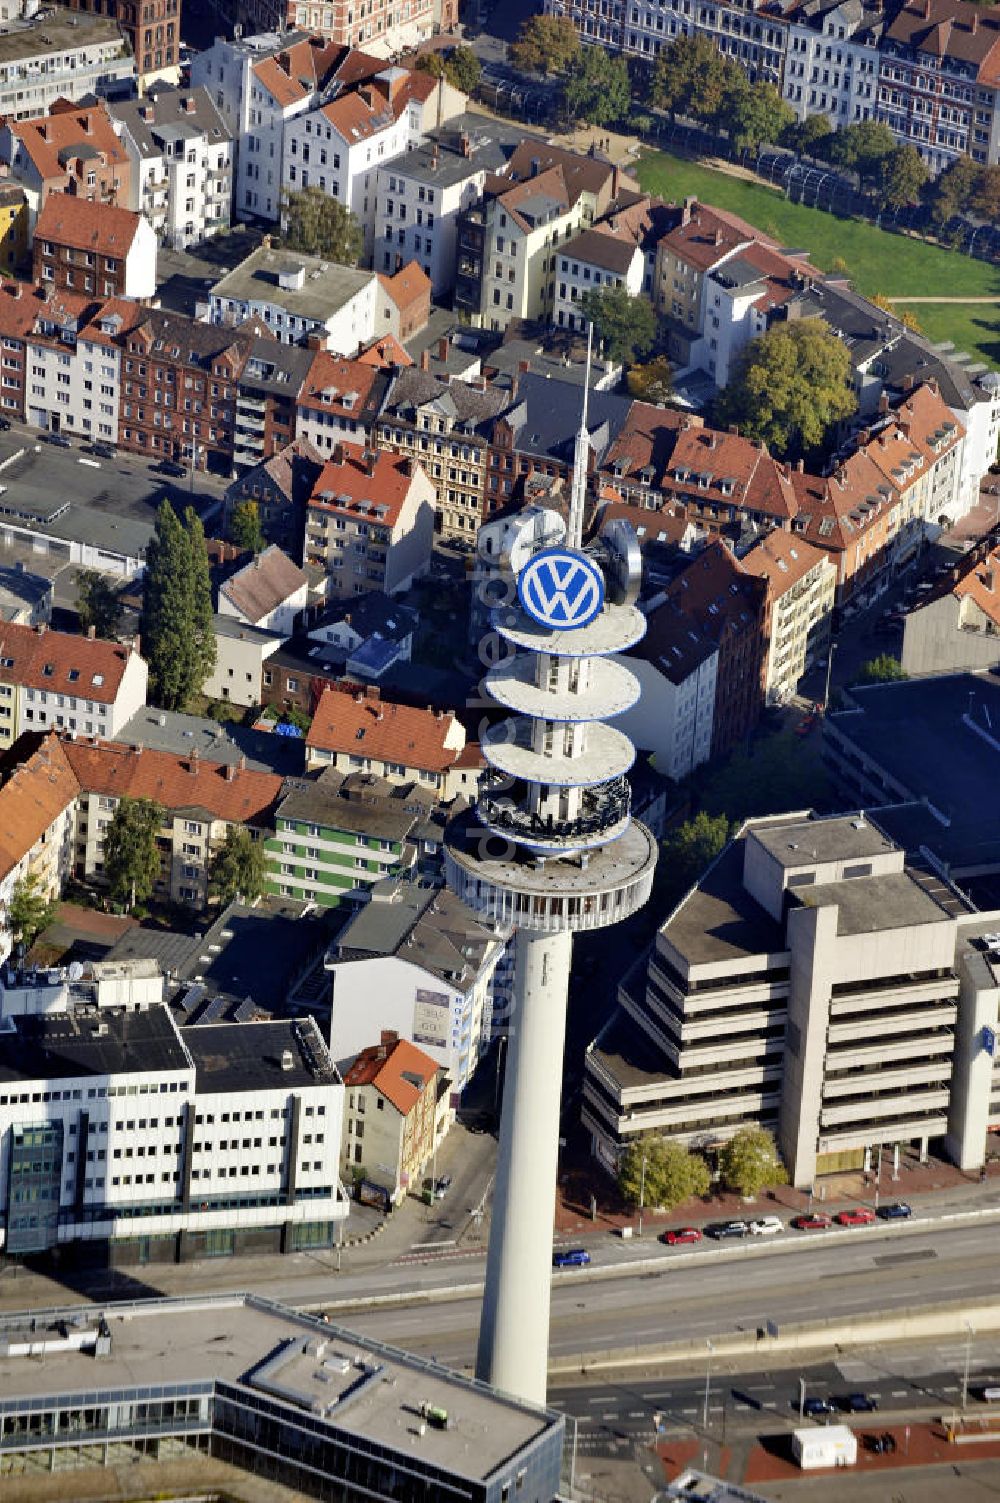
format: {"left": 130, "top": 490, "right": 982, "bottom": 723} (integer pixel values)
{"left": 0, "top": 963, "right": 347, "bottom": 1263}
{"left": 110, "top": 86, "right": 234, "bottom": 250}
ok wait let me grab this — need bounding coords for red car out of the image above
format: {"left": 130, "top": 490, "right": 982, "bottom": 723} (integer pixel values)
{"left": 791, "top": 1213, "right": 832, "bottom": 1231}
{"left": 835, "top": 1207, "right": 877, "bottom": 1227}
{"left": 661, "top": 1227, "right": 702, "bottom": 1246}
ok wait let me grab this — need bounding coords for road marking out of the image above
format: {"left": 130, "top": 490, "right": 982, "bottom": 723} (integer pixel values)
{"left": 762, "top": 1401, "right": 777, "bottom": 1410}
{"left": 627, "top": 1410, "right": 645, "bottom": 1418}
{"left": 642, "top": 1391, "right": 669, "bottom": 1400}
{"left": 409, "top": 1239, "right": 457, "bottom": 1249}
{"left": 943, "top": 1386, "right": 960, "bottom": 1393}
{"left": 734, "top": 1403, "right": 751, "bottom": 1412}
{"left": 681, "top": 1407, "right": 696, "bottom": 1415}
{"left": 601, "top": 1412, "right": 618, "bottom": 1420}
{"left": 587, "top": 1396, "right": 608, "bottom": 1405}
{"left": 892, "top": 1390, "right": 908, "bottom": 1397}
{"left": 78, "top": 457, "right": 101, "bottom": 469}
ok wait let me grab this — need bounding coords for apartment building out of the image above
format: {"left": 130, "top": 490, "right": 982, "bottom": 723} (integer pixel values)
{"left": 0, "top": 623, "right": 147, "bottom": 751}
{"left": 23, "top": 289, "right": 140, "bottom": 443}
{"left": 329, "top": 881, "right": 507, "bottom": 1094}
{"left": 110, "top": 88, "right": 234, "bottom": 251}
{"left": 585, "top": 812, "right": 1000, "bottom": 1186}
{"left": 0, "top": 182, "right": 27, "bottom": 276}
{"left": 0, "top": 969, "right": 346, "bottom": 1262}
{"left": 63, "top": 739, "right": 283, "bottom": 909}
{"left": 553, "top": 225, "right": 645, "bottom": 333}
{"left": 376, "top": 261, "right": 431, "bottom": 342}
{"left": 341, "top": 1032, "right": 442, "bottom": 1204}
{"left": 219, "top": 544, "right": 309, "bottom": 637}
{"left": 234, "top": 337, "right": 312, "bottom": 472}
{"left": 0, "top": 735, "right": 79, "bottom": 963}
{"left": 376, "top": 365, "right": 508, "bottom": 540}
{"left": 902, "top": 538, "right": 1000, "bottom": 675}
{"left": 191, "top": 33, "right": 387, "bottom": 224}
{"left": 782, "top": 0, "right": 885, "bottom": 128}
{"left": 266, "top": 769, "right": 416, "bottom": 907}
{"left": 617, "top": 598, "right": 718, "bottom": 780}
{"left": 33, "top": 198, "right": 156, "bottom": 302}
{"left": 65, "top": 0, "right": 180, "bottom": 89}
{"left": 0, "top": 102, "right": 131, "bottom": 223}
{"left": 282, "top": 67, "right": 460, "bottom": 256}
{"left": 293, "top": 349, "right": 388, "bottom": 458}
{"left": 548, "top": 0, "right": 790, "bottom": 78}
{"left": 304, "top": 441, "right": 435, "bottom": 595}
{"left": 377, "top": 116, "right": 521, "bottom": 299}
{"left": 208, "top": 244, "right": 378, "bottom": 353}
{"left": 282, "top": 0, "right": 437, "bottom": 50}
{"left": 694, "top": 239, "right": 815, "bottom": 386}
{"left": 305, "top": 682, "right": 467, "bottom": 795}
{"left": 118, "top": 310, "right": 254, "bottom": 472}
{"left": 0, "top": 11, "right": 134, "bottom": 122}
{"left": 223, "top": 437, "right": 325, "bottom": 556}
{"left": 742, "top": 530, "right": 836, "bottom": 704}
{"left": 204, "top": 615, "right": 282, "bottom": 708}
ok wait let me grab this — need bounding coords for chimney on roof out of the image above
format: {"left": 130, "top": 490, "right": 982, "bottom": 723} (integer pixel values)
{"left": 363, "top": 448, "right": 376, "bottom": 476}
{"left": 431, "top": 146, "right": 439, "bottom": 171}
{"left": 682, "top": 196, "right": 696, "bottom": 227}
{"left": 437, "top": 336, "right": 448, "bottom": 361}
{"left": 728, "top": 424, "right": 739, "bottom": 437}
{"left": 796, "top": 458, "right": 805, "bottom": 473}
{"left": 9, "top": 282, "right": 19, "bottom": 299}
{"left": 420, "top": 348, "right": 430, "bottom": 371}
{"left": 970, "top": 8, "right": 978, "bottom": 30}
{"left": 190, "top": 747, "right": 199, "bottom": 772}
{"left": 35, "top": 621, "right": 45, "bottom": 634}
{"left": 238, "top": 753, "right": 246, "bottom": 770}
{"left": 142, "top": 104, "right": 154, "bottom": 122}
{"left": 878, "top": 392, "right": 890, "bottom": 414}
{"left": 261, "top": 233, "right": 272, "bottom": 250}
{"left": 928, "top": 377, "right": 939, "bottom": 397}
{"left": 225, "top": 761, "right": 236, "bottom": 781}
{"left": 332, "top": 440, "right": 345, "bottom": 464}
{"left": 184, "top": 95, "right": 197, "bottom": 113}
{"left": 37, "top": 122, "right": 48, "bottom": 142}
{"left": 81, "top": 115, "right": 92, "bottom": 135}
{"left": 86, "top": 625, "right": 95, "bottom": 639}
{"left": 903, "top": 373, "right": 915, "bottom": 392}
{"left": 985, "top": 567, "right": 995, "bottom": 591}
{"left": 714, "top": 229, "right": 724, "bottom": 246}
{"left": 529, "top": 156, "right": 541, "bottom": 178}
{"left": 380, "top": 1029, "right": 399, "bottom": 1047}
{"left": 459, "top": 131, "right": 471, "bottom": 158}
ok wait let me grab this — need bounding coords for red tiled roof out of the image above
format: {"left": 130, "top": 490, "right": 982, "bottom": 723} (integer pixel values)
{"left": 659, "top": 201, "right": 775, "bottom": 271}
{"left": 0, "top": 623, "right": 137, "bottom": 702}
{"left": 307, "top": 683, "right": 463, "bottom": 774}
{"left": 61, "top": 739, "right": 283, "bottom": 826}
{"left": 35, "top": 195, "right": 142, "bottom": 259}
{"left": 307, "top": 442, "right": 422, "bottom": 528}
{"left": 343, "top": 1035, "right": 438, "bottom": 1115}
{"left": 741, "top": 530, "right": 833, "bottom": 598}
{"left": 886, "top": 0, "right": 1000, "bottom": 81}
{"left": 11, "top": 104, "right": 128, "bottom": 185}
{"left": 357, "top": 334, "right": 412, "bottom": 369}
{"left": 298, "top": 351, "right": 382, "bottom": 417}
{"left": 666, "top": 538, "right": 767, "bottom": 643}
{"left": 954, "top": 543, "right": 1000, "bottom": 628}
{"left": 377, "top": 260, "right": 431, "bottom": 314}
{"left": 0, "top": 735, "right": 78, "bottom": 882}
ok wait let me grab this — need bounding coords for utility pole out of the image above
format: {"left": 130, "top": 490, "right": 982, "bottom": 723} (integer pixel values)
{"left": 703, "top": 1340, "right": 714, "bottom": 1430}
{"left": 963, "top": 1320, "right": 975, "bottom": 1411}
{"left": 822, "top": 636, "right": 837, "bottom": 709}
{"left": 637, "top": 1148, "right": 647, "bottom": 1238}
{"left": 799, "top": 1376, "right": 807, "bottom": 1422}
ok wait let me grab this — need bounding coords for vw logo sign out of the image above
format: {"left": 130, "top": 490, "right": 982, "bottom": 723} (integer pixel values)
{"left": 517, "top": 548, "right": 605, "bottom": 631}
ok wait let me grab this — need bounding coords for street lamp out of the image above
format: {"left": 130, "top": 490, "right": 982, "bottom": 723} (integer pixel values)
{"left": 799, "top": 1375, "right": 807, "bottom": 1421}
{"left": 962, "top": 1320, "right": 975, "bottom": 1411}
{"left": 703, "top": 1339, "right": 714, "bottom": 1429}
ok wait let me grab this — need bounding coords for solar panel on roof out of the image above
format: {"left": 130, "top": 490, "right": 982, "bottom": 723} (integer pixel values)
{"left": 193, "top": 994, "right": 228, "bottom": 1025}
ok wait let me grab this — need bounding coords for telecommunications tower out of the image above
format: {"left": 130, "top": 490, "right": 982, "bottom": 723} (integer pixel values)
{"left": 445, "top": 335, "right": 657, "bottom": 1405}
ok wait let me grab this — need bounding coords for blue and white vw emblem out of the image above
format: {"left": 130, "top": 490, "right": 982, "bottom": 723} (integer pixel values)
{"left": 517, "top": 548, "right": 605, "bottom": 630}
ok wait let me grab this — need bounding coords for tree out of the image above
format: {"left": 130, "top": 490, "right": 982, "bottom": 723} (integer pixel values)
{"left": 926, "top": 155, "right": 981, "bottom": 229}
{"left": 209, "top": 826, "right": 267, "bottom": 907}
{"left": 826, "top": 120, "right": 897, "bottom": 185}
{"left": 627, "top": 355, "right": 674, "bottom": 406}
{"left": 282, "top": 187, "right": 362, "bottom": 267}
{"left": 652, "top": 33, "right": 738, "bottom": 122}
{"left": 579, "top": 286, "right": 657, "bottom": 365}
{"left": 874, "top": 144, "right": 928, "bottom": 211}
{"left": 656, "top": 812, "right": 730, "bottom": 914}
{"left": 782, "top": 113, "right": 833, "bottom": 158}
{"left": 510, "top": 14, "right": 581, "bottom": 75}
{"left": 857, "top": 653, "right": 908, "bottom": 684}
{"left": 76, "top": 570, "right": 122, "bottom": 640}
{"left": 972, "top": 164, "right": 1000, "bottom": 221}
{"left": 715, "top": 318, "right": 857, "bottom": 462}
{"left": 871, "top": 293, "right": 923, "bottom": 334}
{"left": 103, "top": 796, "right": 163, "bottom": 913}
{"left": 7, "top": 874, "right": 58, "bottom": 952}
{"left": 618, "top": 1137, "right": 712, "bottom": 1211}
{"left": 726, "top": 81, "right": 794, "bottom": 154}
{"left": 141, "top": 501, "right": 217, "bottom": 711}
{"left": 228, "top": 498, "right": 263, "bottom": 555}
{"left": 563, "top": 49, "right": 631, "bottom": 127}
{"left": 414, "top": 50, "right": 445, "bottom": 78}
{"left": 718, "top": 1127, "right": 786, "bottom": 1198}
{"left": 444, "top": 45, "right": 481, "bottom": 94}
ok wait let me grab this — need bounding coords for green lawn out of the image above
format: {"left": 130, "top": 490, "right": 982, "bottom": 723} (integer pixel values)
{"left": 637, "top": 151, "right": 1000, "bottom": 365}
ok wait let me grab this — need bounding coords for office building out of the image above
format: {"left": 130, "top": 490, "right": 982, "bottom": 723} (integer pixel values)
{"left": 0, "top": 11, "right": 134, "bottom": 121}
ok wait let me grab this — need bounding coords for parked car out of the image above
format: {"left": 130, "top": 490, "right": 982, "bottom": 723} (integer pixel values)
{"left": 791, "top": 1213, "right": 832, "bottom": 1231}
{"left": 795, "top": 713, "right": 818, "bottom": 737}
{"left": 748, "top": 1216, "right": 783, "bottom": 1237}
{"left": 42, "top": 431, "right": 71, "bottom": 447}
{"left": 434, "top": 1175, "right": 453, "bottom": 1198}
{"left": 92, "top": 441, "right": 116, "bottom": 459}
{"left": 156, "top": 458, "right": 186, "bottom": 477}
{"left": 801, "top": 1397, "right": 835, "bottom": 1417}
{"left": 0, "top": 416, "right": 11, "bottom": 431}
{"left": 706, "top": 1220, "right": 749, "bottom": 1240}
{"left": 835, "top": 1207, "right": 877, "bottom": 1227}
{"left": 877, "top": 1201, "right": 913, "bottom": 1221}
{"left": 661, "top": 1227, "right": 702, "bottom": 1246}
{"left": 552, "top": 1247, "right": 590, "bottom": 1268}
{"left": 842, "top": 1393, "right": 878, "bottom": 1412}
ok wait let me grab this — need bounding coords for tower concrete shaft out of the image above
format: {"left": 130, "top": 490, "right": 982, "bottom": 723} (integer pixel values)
{"left": 476, "top": 928, "right": 573, "bottom": 1405}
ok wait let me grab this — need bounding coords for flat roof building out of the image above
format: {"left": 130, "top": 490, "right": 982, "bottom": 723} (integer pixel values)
{"left": 0, "top": 1292, "right": 564, "bottom": 1502}
{"left": 584, "top": 811, "right": 1000, "bottom": 1187}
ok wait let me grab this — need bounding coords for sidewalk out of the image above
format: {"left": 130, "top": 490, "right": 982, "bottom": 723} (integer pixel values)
{"left": 554, "top": 1139, "right": 1000, "bottom": 1244}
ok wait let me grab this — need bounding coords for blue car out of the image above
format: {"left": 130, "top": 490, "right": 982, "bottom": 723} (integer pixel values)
{"left": 877, "top": 1202, "right": 913, "bottom": 1221}
{"left": 552, "top": 1248, "right": 590, "bottom": 1268}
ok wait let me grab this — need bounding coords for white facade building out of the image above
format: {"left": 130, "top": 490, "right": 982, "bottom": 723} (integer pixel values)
{"left": 553, "top": 228, "right": 644, "bottom": 334}
{"left": 111, "top": 86, "right": 234, "bottom": 250}
{"left": 782, "top": 1, "right": 883, "bottom": 128}
{"left": 617, "top": 603, "right": 718, "bottom": 781}
{"left": 208, "top": 246, "right": 378, "bottom": 353}
{"left": 0, "top": 969, "right": 347, "bottom": 1260}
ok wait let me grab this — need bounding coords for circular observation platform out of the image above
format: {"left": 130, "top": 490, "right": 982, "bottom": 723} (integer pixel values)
{"left": 476, "top": 774, "right": 632, "bottom": 856}
{"left": 444, "top": 811, "right": 657, "bottom": 935}
{"left": 484, "top": 653, "right": 640, "bottom": 723}
{"left": 481, "top": 718, "right": 635, "bottom": 787}
{"left": 491, "top": 601, "right": 646, "bottom": 659}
